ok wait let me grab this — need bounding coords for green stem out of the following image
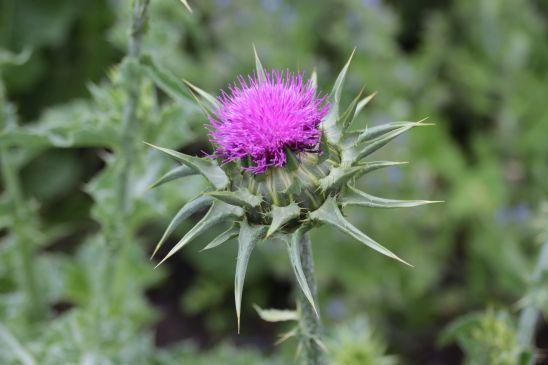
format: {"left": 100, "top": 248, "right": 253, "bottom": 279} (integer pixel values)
{"left": 296, "top": 232, "right": 326, "bottom": 365}
{"left": 117, "top": 0, "right": 150, "bottom": 219}
{"left": 105, "top": 0, "right": 150, "bottom": 305}
{"left": 518, "top": 240, "right": 548, "bottom": 347}
{"left": 0, "top": 83, "right": 45, "bottom": 321}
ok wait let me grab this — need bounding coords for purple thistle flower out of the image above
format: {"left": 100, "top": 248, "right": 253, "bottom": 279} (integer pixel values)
{"left": 208, "top": 70, "right": 330, "bottom": 173}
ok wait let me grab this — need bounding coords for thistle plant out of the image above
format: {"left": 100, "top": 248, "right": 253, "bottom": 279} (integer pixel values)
{"left": 148, "top": 49, "right": 436, "bottom": 364}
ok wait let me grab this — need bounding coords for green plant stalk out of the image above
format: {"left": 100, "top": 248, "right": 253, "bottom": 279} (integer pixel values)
{"left": 105, "top": 0, "right": 151, "bottom": 305}
{"left": 518, "top": 240, "right": 548, "bottom": 347}
{"left": 117, "top": 0, "right": 150, "bottom": 218}
{"left": 296, "top": 232, "right": 326, "bottom": 365}
{"left": 0, "top": 81, "right": 45, "bottom": 321}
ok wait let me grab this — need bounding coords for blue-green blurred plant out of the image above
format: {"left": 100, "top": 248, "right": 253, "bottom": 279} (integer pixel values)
{"left": 328, "top": 317, "right": 397, "bottom": 365}
{"left": 441, "top": 309, "right": 534, "bottom": 365}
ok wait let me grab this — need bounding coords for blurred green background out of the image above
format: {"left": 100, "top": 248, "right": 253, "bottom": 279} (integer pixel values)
{"left": 1, "top": 0, "right": 547, "bottom": 364}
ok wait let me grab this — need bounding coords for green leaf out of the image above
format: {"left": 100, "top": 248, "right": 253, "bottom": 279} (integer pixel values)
{"left": 207, "top": 189, "right": 262, "bottom": 209}
{"left": 342, "top": 185, "right": 442, "bottom": 208}
{"left": 323, "top": 48, "right": 356, "bottom": 143}
{"left": 253, "top": 304, "right": 298, "bottom": 322}
{"left": 353, "top": 119, "right": 429, "bottom": 162}
{"left": 145, "top": 142, "right": 229, "bottom": 189}
{"left": 235, "top": 220, "right": 266, "bottom": 333}
{"left": 318, "top": 165, "right": 361, "bottom": 192}
{"left": 201, "top": 224, "right": 239, "bottom": 251}
{"left": 309, "top": 196, "right": 411, "bottom": 266}
{"left": 148, "top": 165, "right": 196, "bottom": 189}
{"left": 266, "top": 202, "right": 301, "bottom": 238}
{"left": 252, "top": 43, "right": 267, "bottom": 83}
{"left": 353, "top": 161, "right": 408, "bottom": 179}
{"left": 183, "top": 79, "right": 220, "bottom": 114}
{"left": 339, "top": 87, "right": 364, "bottom": 131}
{"left": 139, "top": 55, "right": 194, "bottom": 108}
{"left": 151, "top": 195, "right": 213, "bottom": 258}
{"left": 156, "top": 201, "right": 243, "bottom": 267}
{"left": 286, "top": 228, "right": 319, "bottom": 317}
{"left": 354, "top": 91, "right": 377, "bottom": 120}
{"left": 357, "top": 119, "right": 432, "bottom": 144}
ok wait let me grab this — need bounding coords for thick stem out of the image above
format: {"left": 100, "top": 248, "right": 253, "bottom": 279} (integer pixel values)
{"left": 296, "top": 232, "right": 326, "bottom": 365}
{"left": 518, "top": 241, "right": 548, "bottom": 347}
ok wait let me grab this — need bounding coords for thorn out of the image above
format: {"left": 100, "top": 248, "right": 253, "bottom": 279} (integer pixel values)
{"left": 394, "top": 255, "right": 414, "bottom": 268}
{"left": 179, "top": 0, "right": 193, "bottom": 13}
{"left": 416, "top": 117, "right": 434, "bottom": 126}
{"left": 347, "top": 47, "right": 357, "bottom": 65}
{"left": 154, "top": 254, "right": 170, "bottom": 269}
{"left": 150, "top": 245, "right": 160, "bottom": 260}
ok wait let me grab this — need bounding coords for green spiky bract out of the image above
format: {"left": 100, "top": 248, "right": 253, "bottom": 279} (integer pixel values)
{"left": 146, "top": 50, "right": 436, "bottom": 346}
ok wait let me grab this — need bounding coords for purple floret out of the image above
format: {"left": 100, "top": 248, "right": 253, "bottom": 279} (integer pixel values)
{"left": 208, "top": 70, "right": 330, "bottom": 174}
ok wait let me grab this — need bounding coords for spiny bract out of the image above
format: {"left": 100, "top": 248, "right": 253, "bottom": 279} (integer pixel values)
{"left": 147, "top": 49, "right": 438, "bottom": 331}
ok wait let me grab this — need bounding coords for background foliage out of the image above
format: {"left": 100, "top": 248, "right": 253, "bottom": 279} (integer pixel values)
{"left": 0, "top": 0, "right": 547, "bottom": 364}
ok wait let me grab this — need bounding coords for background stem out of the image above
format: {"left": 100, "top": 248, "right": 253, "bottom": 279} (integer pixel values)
{"left": 518, "top": 240, "right": 548, "bottom": 347}
{"left": 0, "top": 81, "right": 45, "bottom": 322}
{"left": 104, "top": 0, "right": 150, "bottom": 305}
{"left": 296, "top": 232, "right": 326, "bottom": 365}
{"left": 117, "top": 0, "right": 150, "bottom": 219}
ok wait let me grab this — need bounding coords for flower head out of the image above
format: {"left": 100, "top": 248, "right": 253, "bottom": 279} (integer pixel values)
{"left": 208, "top": 71, "right": 330, "bottom": 173}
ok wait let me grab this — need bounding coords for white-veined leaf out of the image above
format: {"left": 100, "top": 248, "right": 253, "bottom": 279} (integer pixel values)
{"left": 323, "top": 48, "right": 356, "bottom": 143}
{"left": 201, "top": 224, "right": 239, "bottom": 251}
{"left": 309, "top": 196, "right": 411, "bottom": 266}
{"left": 286, "top": 228, "right": 319, "bottom": 317}
{"left": 235, "top": 220, "right": 266, "bottom": 333}
{"left": 148, "top": 164, "right": 195, "bottom": 189}
{"left": 266, "top": 202, "right": 301, "bottom": 238}
{"left": 207, "top": 189, "right": 262, "bottom": 209}
{"left": 151, "top": 195, "right": 213, "bottom": 258}
{"left": 342, "top": 185, "right": 442, "bottom": 208}
{"left": 252, "top": 44, "right": 267, "bottom": 83}
{"left": 156, "top": 201, "right": 243, "bottom": 267}
{"left": 145, "top": 142, "right": 229, "bottom": 189}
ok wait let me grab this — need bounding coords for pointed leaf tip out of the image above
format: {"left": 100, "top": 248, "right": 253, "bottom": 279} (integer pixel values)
{"left": 207, "top": 189, "right": 262, "bottom": 209}
{"left": 354, "top": 91, "right": 378, "bottom": 120}
{"left": 342, "top": 186, "right": 444, "bottom": 209}
{"left": 309, "top": 196, "right": 412, "bottom": 266}
{"left": 201, "top": 224, "right": 239, "bottom": 251}
{"left": 286, "top": 229, "right": 319, "bottom": 318}
{"left": 180, "top": 0, "right": 192, "bottom": 12}
{"left": 266, "top": 202, "right": 301, "bottom": 238}
{"left": 155, "top": 201, "right": 243, "bottom": 266}
{"left": 235, "top": 220, "right": 266, "bottom": 333}
{"left": 147, "top": 164, "right": 195, "bottom": 190}
{"left": 323, "top": 48, "right": 358, "bottom": 143}
{"left": 182, "top": 79, "right": 220, "bottom": 114}
{"left": 252, "top": 44, "right": 267, "bottom": 83}
{"left": 150, "top": 195, "right": 213, "bottom": 259}
{"left": 145, "top": 142, "right": 229, "bottom": 189}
